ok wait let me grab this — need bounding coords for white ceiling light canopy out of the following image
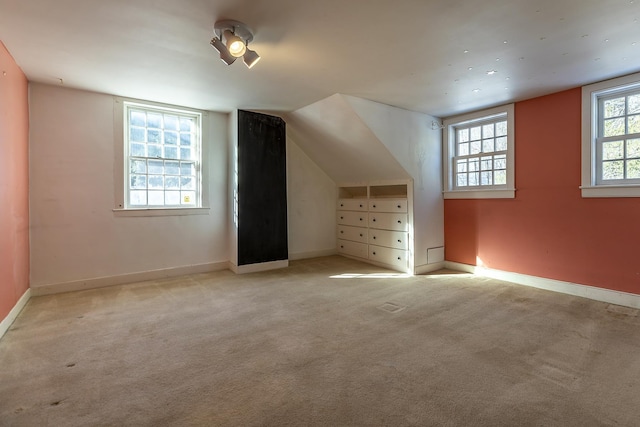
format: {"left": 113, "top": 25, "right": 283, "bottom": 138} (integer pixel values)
{"left": 211, "top": 19, "right": 260, "bottom": 68}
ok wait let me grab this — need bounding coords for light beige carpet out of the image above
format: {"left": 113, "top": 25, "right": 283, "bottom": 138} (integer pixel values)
{"left": 1, "top": 256, "right": 639, "bottom": 426}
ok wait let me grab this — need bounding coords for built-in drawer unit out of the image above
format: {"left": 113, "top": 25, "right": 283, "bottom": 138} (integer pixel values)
{"left": 368, "top": 245, "right": 408, "bottom": 270}
{"left": 338, "top": 239, "right": 368, "bottom": 259}
{"left": 368, "top": 228, "right": 408, "bottom": 250}
{"left": 368, "top": 212, "right": 408, "bottom": 232}
{"left": 368, "top": 199, "right": 407, "bottom": 213}
{"left": 337, "top": 199, "right": 367, "bottom": 211}
{"left": 337, "top": 211, "right": 368, "bottom": 227}
{"left": 338, "top": 225, "right": 368, "bottom": 244}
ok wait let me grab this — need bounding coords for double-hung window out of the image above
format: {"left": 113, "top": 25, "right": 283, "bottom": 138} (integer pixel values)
{"left": 443, "top": 104, "right": 515, "bottom": 199}
{"left": 123, "top": 102, "right": 202, "bottom": 208}
{"left": 582, "top": 72, "right": 640, "bottom": 197}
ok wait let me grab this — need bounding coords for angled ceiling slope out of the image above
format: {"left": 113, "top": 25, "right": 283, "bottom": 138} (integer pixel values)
{"left": 283, "top": 94, "right": 410, "bottom": 184}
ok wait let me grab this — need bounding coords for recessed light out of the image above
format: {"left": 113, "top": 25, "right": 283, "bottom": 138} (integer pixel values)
{"left": 486, "top": 70, "right": 497, "bottom": 75}
{"left": 464, "top": 50, "right": 469, "bottom": 53}
{"left": 503, "top": 40, "right": 508, "bottom": 44}
{"left": 496, "top": 58, "right": 501, "bottom": 61}
{"left": 605, "top": 39, "right": 610, "bottom": 42}
{"left": 472, "top": 88, "right": 481, "bottom": 93}
{"left": 506, "top": 77, "right": 510, "bottom": 80}
{"left": 468, "top": 67, "right": 473, "bottom": 71}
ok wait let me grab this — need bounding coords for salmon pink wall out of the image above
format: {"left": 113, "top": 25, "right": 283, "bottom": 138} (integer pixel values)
{"left": 0, "top": 42, "right": 29, "bottom": 321}
{"left": 445, "top": 87, "right": 640, "bottom": 295}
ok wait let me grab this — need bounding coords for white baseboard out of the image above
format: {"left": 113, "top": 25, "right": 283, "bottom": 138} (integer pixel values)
{"left": 415, "top": 261, "right": 446, "bottom": 275}
{"left": 0, "top": 289, "right": 31, "bottom": 340}
{"left": 30, "top": 261, "right": 229, "bottom": 296}
{"left": 445, "top": 261, "right": 640, "bottom": 309}
{"left": 289, "top": 249, "right": 337, "bottom": 261}
{"left": 230, "top": 259, "right": 289, "bottom": 274}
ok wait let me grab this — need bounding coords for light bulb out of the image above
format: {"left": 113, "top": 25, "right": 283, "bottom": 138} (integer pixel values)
{"left": 224, "top": 30, "right": 246, "bottom": 57}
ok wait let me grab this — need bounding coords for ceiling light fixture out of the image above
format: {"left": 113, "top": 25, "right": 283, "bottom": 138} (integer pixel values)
{"left": 210, "top": 19, "right": 260, "bottom": 68}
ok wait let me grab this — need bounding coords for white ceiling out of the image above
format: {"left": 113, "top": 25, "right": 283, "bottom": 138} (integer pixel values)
{"left": 1, "top": 0, "right": 639, "bottom": 118}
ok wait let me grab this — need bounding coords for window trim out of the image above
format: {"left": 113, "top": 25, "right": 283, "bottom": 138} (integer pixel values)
{"left": 113, "top": 97, "right": 210, "bottom": 216}
{"left": 442, "top": 104, "right": 515, "bottom": 199}
{"left": 581, "top": 71, "right": 640, "bottom": 198}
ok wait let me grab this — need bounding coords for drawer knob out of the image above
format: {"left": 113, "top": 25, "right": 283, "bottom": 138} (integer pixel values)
{"left": 398, "top": 239, "right": 401, "bottom": 243}
{"left": 373, "top": 236, "right": 376, "bottom": 239}
{"left": 340, "top": 231, "right": 344, "bottom": 234}
{"left": 372, "top": 251, "right": 376, "bottom": 255}
{"left": 359, "top": 204, "right": 363, "bottom": 208}
{"left": 397, "top": 220, "right": 402, "bottom": 224}
{"left": 397, "top": 205, "right": 401, "bottom": 208}
{"left": 359, "top": 233, "right": 363, "bottom": 237}
{"left": 360, "top": 218, "right": 363, "bottom": 221}
{"left": 373, "top": 204, "right": 376, "bottom": 208}
{"left": 340, "top": 216, "right": 344, "bottom": 219}
{"left": 340, "top": 245, "right": 344, "bottom": 249}
{"left": 373, "top": 218, "right": 376, "bottom": 222}
{"left": 397, "top": 256, "right": 401, "bottom": 260}
{"left": 340, "top": 203, "right": 343, "bottom": 207}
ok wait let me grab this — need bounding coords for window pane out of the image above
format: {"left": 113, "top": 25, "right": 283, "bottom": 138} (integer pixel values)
{"left": 628, "top": 115, "right": 640, "bottom": 134}
{"left": 148, "top": 144, "right": 162, "bottom": 158}
{"left": 165, "top": 161, "right": 180, "bottom": 175}
{"left": 456, "top": 159, "right": 467, "bottom": 172}
{"left": 458, "top": 128, "right": 469, "bottom": 143}
{"left": 483, "top": 138, "right": 495, "bottom": 153}
{"left": 148, "top": 129, "right": 161, "bottom": 143}
{"left": 495, "top": 170, "right": 507, "bottom": 185}
{"left": 130, "top": 190, "right": 147, "bottom": 205}
{"left": 130, "top": 159, "right": 146, "bottom": 174}
{"left": 180, "top": 162, "right": 195, "bottom": 175}
{"left": 148, "top": 175, "right": 164, "bottom": 189}
{"left": 148, "top": 160, "right": 163, "bottom": 174}
{"left": 602, "top": 161, "right": 624, "bottom": 180}
{"left": 458, "top": 143, "right": 469, "bottom": 156}
{"left": 148, "top": 191, "right": 164, "bottom": 205}
{"left": 457, "top": 173, "right": 468, "bottom": 187}
{"left": 181, "top": 191, "right": 196, "bottom": 205}
{"left": 166, "top": 176, "right": 180, "bottom": 189}
{"left": 130, "top": 127, "right": 145, "bottom": 142}
{"left": 627, "top": 139, "right": 640, "bottom": 158}
{"left": 469, "top": 172, "right": 479, "bottom": 186}
{"left": 481, "top": 156, "right": 493, "bottom": 171}
{"left": 164, "top": 115, "right": 179, "bottom": 131}
{"left": 482, "top": 124, "right": 494, "bottom": 138}
{"left": 180, "top": 133, "right": 192, "bottom": 146}
{"left": 481, "top": 171, "right": 492, "bottom": 185}
{"left": 180, "top": 147, "right": 192, "bottom": 160}
{"left": 604, "top": 97, "right": 626, "bottom": 118}
{"left": 629, "top": 95, "right": 640, "bottom": 114}
{"left": 495, "top": 121, "right": 507, "bottom": 136}
{"left": 468, "top": 158, "right": 479, "bottom": 172}
{"left": 165, "top": 191, "right": 180, "bottom": 205}
{"left": 604, "top": 118, "right": 625, "bottom": 137}
{"left": 602, "top": 140, "right": 623, "bottom": 160}
{"left": 494, "top": 155, "right": 507, "bottom": 170}
{"left": 470, "top": 140, "right": 481, "bottom": 154}
{"left": 165, "top": 131, "right": 178, "bottom": 145}
{"left": 130, "top": 143, "right": 146, "bottom": 157}
{"left": 495, "top": 136, "right": 507, "bottom": 151}
{"left": 470, "top": 126, "right": 481, "bottom": 140}
{"left": 180, "top": 118, "right": 193, "bottom": 132}
{"left": 164, "top": 146, "right": 178, "bottom": 159}
{"left": 181, "top": 176, "right": 195, "bottom": 190}
{"left": 130, "top": 111, "right": 146, "bottom": 127}
{"left": 627, "top": 159, "right": 640, "bottom": 179}
{"left": 130, "top": 175, "right": 147, "bottom": 189}
{"left": 148, "top": 113, "right": 162, "bottom": 129}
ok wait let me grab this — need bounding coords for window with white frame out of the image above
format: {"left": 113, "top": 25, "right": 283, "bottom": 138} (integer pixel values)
{"left": 443, "top": 104, "right": 515, "bottom": 199}
{"left": 124, "top": 102, "right": 202, "bottom": 208}
{"left": 582, "top": 72, "right": 640, "bottom": 197}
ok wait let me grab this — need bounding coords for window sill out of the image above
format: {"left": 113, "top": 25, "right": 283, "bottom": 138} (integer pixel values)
{"left": 443, "top": 188, "right": 515, "bottom": 200}
{"left": 580, "top": 185, "right": 640, "bottom": 198}
{"left": 113, "top": 207, "right": 210, "bottom": 217}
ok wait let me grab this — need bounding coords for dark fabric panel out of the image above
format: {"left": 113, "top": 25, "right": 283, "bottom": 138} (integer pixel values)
{"left": 237, "top": 110, "right": 288, "bottom": 266}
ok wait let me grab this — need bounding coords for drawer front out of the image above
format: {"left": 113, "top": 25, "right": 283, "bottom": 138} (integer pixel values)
{"left": 337, "top": 211, "right": 368, "bottom": 227}
{"left": 338, "top": 239, "right": 368, "bottom": 259}
{"left": 368, "top": 245, "right": 408, "bottom": 270}
{"left": 368, "top": 212, "right": 408, "bottom": 231}
{"left": 337, "top": 199, "right": 367, "bottom": 211}
{"left": 338, "top": 225, "right": 368, "bottom": 243}
{"left": 368, "top": 199, "right": 408, "bottom": 213}
{"left": 368, "top": 229, "right": 408, "bottom": 250}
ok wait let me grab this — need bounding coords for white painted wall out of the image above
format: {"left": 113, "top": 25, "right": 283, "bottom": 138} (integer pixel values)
{"left": 345, "top": 95, "right": 444, "bottom": 271}
{"left": 286, "top": 137, "right": 337, "bottom": 260}
{"left": 29, "top": 84, "right": 229, "bottom": 289}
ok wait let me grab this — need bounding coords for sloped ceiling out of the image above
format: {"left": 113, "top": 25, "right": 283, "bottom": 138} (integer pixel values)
{"left": 283, "top": 94, "right": 410, "bottom": 184}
